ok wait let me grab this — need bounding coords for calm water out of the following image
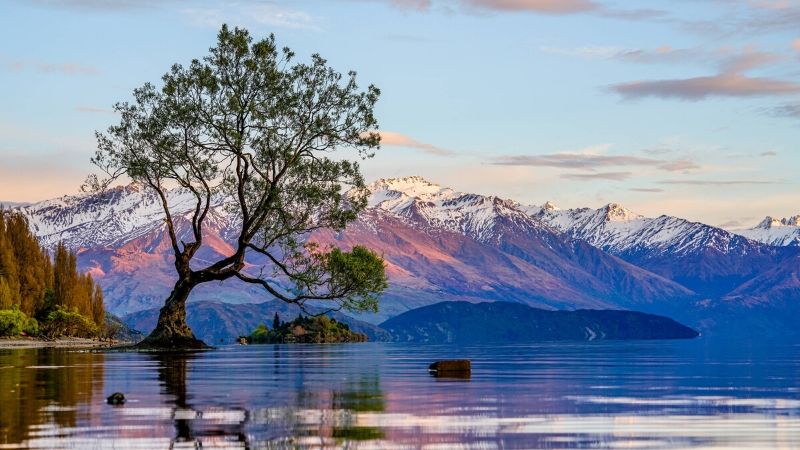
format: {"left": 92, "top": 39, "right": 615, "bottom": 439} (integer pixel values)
{"left": 1, "top": 339, "right": 799, "bottom": 449}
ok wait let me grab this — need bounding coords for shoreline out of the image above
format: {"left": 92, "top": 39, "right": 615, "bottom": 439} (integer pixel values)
{"left": 0, "top": 337, "right": 132, "bottom": 349}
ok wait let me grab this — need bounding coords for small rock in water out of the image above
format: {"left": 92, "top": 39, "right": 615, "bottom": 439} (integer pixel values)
{"left": 429, "top": 360, "right": 471, "bottom": 374}
{"left": 107, "top": 392, "right": 126, "bottom": 405}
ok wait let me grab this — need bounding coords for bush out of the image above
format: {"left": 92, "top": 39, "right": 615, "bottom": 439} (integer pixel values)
{"left": 0, "top": 307, "right": 38, "bottom": 337}
{"left": 41, "top": 306, "right": 98, "bottom": 338}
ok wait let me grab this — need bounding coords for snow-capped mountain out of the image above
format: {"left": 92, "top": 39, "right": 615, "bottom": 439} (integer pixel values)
{"left": 734, "top": 215, "right": 800, "bottom": 247}
{"left": 529, "top": 202, "right": 791, "bottom": 296}
{"left": 16, "top": 184, "right": 235, "bottom": 250}
{"left": 365, "top": 176, "right": 552, "bottom": 243}
{"left": 8, "top": 176, "right": 800, "bottom": 336}
{"left": 532, "top": 202, "right": 764, "bottom": 257}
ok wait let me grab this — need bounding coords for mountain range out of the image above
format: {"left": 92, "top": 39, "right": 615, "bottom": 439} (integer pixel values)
{"left": 10, "top": 176, "right": 800, "bottom": 337}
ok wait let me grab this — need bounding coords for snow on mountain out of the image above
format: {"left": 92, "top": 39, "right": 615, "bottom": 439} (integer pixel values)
{"left": 532, "top": 202, "right": 768, "bottom": 257}
{"left": 365, "top": 176, "right": 550, "bottom": 243}
{"left": 14, "top": 184, "right": 233, "bottom": 250}
{"left": 734, "top": 215, "right": 800, "bottom": 247}
{"left": 528, "top": 201, "right": 797, "bottom": 297}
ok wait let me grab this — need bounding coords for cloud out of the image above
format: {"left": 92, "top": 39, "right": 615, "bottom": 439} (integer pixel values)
{"left": 24, "top": 0, "right": 167, "bottom": 11}
{"left": 492, "top": 151, "right": 699, "bottom": 172}
{"left": 629, "top": 187, "right": 664, "bottom": 193}
{"left": 561, "top": 172, "right": 631, "bottom": 181}
{"left": 718, "top": 219, "right": 745, "bottom": 228}
{"left": 541, "top": 45, "right": 782, "bottom": 75}
{"left": 718, "top": 49, "right": 782, "bottom": 73}
{"left": 658, "top": 179, "right": 777, "bottom": 186}
{"left": 75, "top": 106, "right": 115, "bottom": 114}
{"left": 657, "top": 159, "right": 701, "bottom": 171}
{"left": 760, "top": 150, "right": 778, "bottom": 156}
{"left": 794, "top": 39, "right": 800, "bottom": 51}
{"left": 766, "top": 103, "right": 800, "bottom": 117}
{"left": 464, "top": 0, "right": 596, "bottom": 14}
{"left": 182, "top": 4, "right": 320, "bottom": 31}
{"left": 377, "top": 0, "right": 666, "bottom": 18}
{"left": 377, "top": 131, "right": 455, "bottom": 156}
{"left": 540, "top": 44, "right": 707, "bottom": 65}
{"left": 611, "top": 73, "right": 800, "bottom": 100}
{"left": 388, "top": 0, "right": 432, "bottom": 10}
{"left": 2, "top": 57, "right": 99, "bottom": 75}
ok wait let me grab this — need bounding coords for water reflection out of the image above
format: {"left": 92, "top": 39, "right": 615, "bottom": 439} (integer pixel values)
{"left": 0, "top": 340, "right": 799, "bottom": 448}
{"left": 0, "top": 349, "right": 104, "bottom": 446}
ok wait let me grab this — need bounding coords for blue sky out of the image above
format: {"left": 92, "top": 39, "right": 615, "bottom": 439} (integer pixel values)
{"left": 0, "top": 0, "right": 798, "bottom": 227}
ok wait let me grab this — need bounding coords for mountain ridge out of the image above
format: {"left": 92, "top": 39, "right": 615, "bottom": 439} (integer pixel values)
{"left": 10, "top": 176, "right": 800, "bottom": 336}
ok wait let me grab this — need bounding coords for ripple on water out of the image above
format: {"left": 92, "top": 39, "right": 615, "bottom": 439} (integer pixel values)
{"left": 0, "top": 340, "right": 799, "bottom": 449}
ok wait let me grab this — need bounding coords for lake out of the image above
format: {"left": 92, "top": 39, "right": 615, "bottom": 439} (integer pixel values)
{"left": 1, "top": 339, "right": 799, "bottom": 449}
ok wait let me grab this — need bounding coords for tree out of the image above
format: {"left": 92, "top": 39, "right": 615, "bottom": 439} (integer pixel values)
{"left": 88, "top": 25, "right": 387, "bottom": 348}
{"left": 272, "top": 312, "right": 281, "bottom": 330}
{"left": 92, "top": 284, "right": 105, "bottom": 329}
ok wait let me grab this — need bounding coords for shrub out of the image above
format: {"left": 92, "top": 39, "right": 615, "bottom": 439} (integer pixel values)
{"left": 0, "top": 307, "right": 38, "bottom": 337}
{"left": 42, "top": 306, "right": 98, "bottom": 338}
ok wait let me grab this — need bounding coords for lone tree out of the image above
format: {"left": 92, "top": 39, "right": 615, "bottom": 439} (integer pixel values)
{"left": 87, "top": 25, "right": 387, "bottom": 348}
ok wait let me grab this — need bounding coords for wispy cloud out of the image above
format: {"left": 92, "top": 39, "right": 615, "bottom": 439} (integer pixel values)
{"left": 561, "top": 171, "right": 631, "bottom": 181}
{"left": 765, "top": 103, "right": 800, "bottom": 117}
{"left": 658, "top": 179, "right": 777, "bottom": 186}
{"left": 378, "top": 0, "right": 664, "bottom": 19}
{"left": 2, "top": 57, "right": 99, "bottom": 75}
{"left": 718, "top": 219, "right": 745, "bottom": 228}
{"left": 464, "top": 0, "right": 597, "bottom": 14}
{"left": 760, "top": 150, "right": 778, "bottom": 156}
{"left": 388, "top": 0, "right": 432, "bottom": 10}
{"left": 611, "top": 73, "right": 800, "bottom": 100}
{"left": 793, "top": 38, "right": 800, "bottom": 51}
{"left": 24, "top": 0, "right": 168, "bottom": 11}
{"left": 630, "top": 187, "right": 664, "bottom": 193}
{"left": 75, "top": 106, "right": 115, "bottom": 114}
{"left": 182, "top": 3, "right": 321, "bottom": 31}
{"left": 492, "top": 150, "right": 699, "bottom": 172}
{"left": 377, "top": 131, "right": 455, "bottom": 156}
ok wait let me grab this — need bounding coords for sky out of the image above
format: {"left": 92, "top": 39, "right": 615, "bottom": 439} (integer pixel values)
{"left": 0, "top": 0, "right": 798, "bottom": 228}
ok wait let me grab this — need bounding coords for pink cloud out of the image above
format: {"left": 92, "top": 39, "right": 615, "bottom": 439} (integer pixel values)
{"left": 612, "top": 73, "right": 800, "bottom": 100}
{"left": 465, "top": 0, "right": 596, "bottom": 13}
{"left": 793, "top": 39, "right": 800, "bottom": 51}
{"left": 377, "top": 131, "right": 455, "bottom": 156}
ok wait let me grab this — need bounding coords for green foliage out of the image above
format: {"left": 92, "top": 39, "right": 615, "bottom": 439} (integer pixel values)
{"left": 248, "top": 314, "right": 366, "bottom": 344}
{"left": 0, "top": 307, "right": 38, "bottom": 337}
{"left": 41, "top": 306, "right": 99, "bottom": 338}
{"left": 322, "top": 246, "right": 387, "bottom": 313}
{"left": 0, "top": 211, "right": 106, "bottom": 339}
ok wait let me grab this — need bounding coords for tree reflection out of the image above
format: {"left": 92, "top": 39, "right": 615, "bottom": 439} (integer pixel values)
{"left": 0, "top": 349, "right": 104, "bottom": 446}
{"left": 148, "top": 351, "right": 250, "bottom": 448}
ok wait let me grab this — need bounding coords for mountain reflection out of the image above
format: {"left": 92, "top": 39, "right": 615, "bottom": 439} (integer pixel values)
{"left": 2, "top": 341, "right": 800, "bottom": 448}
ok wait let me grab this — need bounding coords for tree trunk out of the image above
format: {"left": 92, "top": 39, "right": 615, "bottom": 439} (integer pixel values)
{"left": 136, "top": 279, "right": 207, "bottom": 349}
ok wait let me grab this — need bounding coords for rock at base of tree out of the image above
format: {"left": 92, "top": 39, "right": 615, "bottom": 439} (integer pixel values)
{"left": 429, "top": 360, "right": 471, "bottom": 375}
{"left": 107, "top": 392, "right": 125, "bottom": 405}
{"left": 134, "top": 332, "right": 208, "bottom": 350}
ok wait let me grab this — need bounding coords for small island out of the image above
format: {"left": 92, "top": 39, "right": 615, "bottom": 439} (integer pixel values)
{"left": 247, "top": 314, "right": 368, "bottom": 344}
